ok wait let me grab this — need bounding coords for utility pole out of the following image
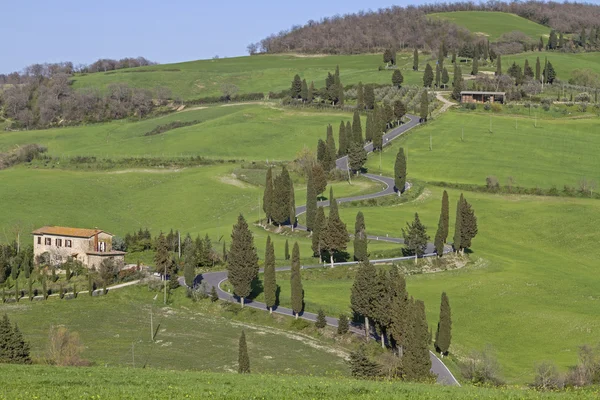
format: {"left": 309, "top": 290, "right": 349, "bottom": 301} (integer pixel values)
{"left": 132, "top": 342, "right": 135, "bottom": 368}
{"left": 429, "top": 135, "right": 432, "bottom": 151}
{"left": 535, "top": 113, "right": 537, "bottom": 128}
{"left": 178, "top": 231, "right": 181, "bottom": 259}
{"left": 150, "top": 310, "right": 153, "bottom": 342}
{"left": 489, "top": 115, "right": 492, "bottom": 133}
{"left": 461, "top": 126, "right": 464, "bottom": 141}
{"left": 163, "top": 266, "right": 167, "bottom": 305}
{"left": 346, "top": 157, "right": 352, "bottom": 184}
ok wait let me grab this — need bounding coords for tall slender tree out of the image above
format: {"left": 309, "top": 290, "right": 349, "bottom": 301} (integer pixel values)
{"left": 393, "top": 100, "right": 406, "bottom": 126}
{"left": 389, "top": 271, "right": 409, "bottom": 355}
{"left": 356, "top": 81, "right": 365, "bottom": 110}
{"left": 290, "top": 242, "right": 303, "bottom": 318}
{"left": 423, "top": 64, "right": 434, "bottom": 87}
{"left": 364, "top": 85, "right": 375, "bottom": 109}
{"left": 535, "top": 57, "right": 541, "bottom": 83}
{"left": 453, "top": 194, "right": 463, "bottom": 252}
{"left": 420, "top": 90, "right": 429, "bottom": 121}
{"left": 238, "top": 330, "right": 250, "bottom": 373}
{"left": 289, "top": 179, "right": 296, "bottom": 230}
{"left": 365, "top": 113, "right": 374, "bottom": 143}
{"left": 440, "top": 190, "right": 449, "bottom": 241}
{"left": 392, "top": 69, "right": 404, "bottom": 88}
{"left": 495, "top": 54, "right": 502, "bottom": 76}
{"left": 459, "top": 195, "right": 478, "bottom": 251}
{"left": 326, "top": 124, "right": 337, "bottom": 168}
{"left": 353, "top": 211, "right": 368, "bottom": 261}
{"left": 394, "top": 147, "right": 407, "bottom": 193}
{"left": 305, "top": 169, "right": 317, "bottom": 232}
{"left": 300, "top": 79, "right": 308, "bottom": 102}
{"left": 435, "top": 292, "right": 452, "bottom": 356}
{"left": 272, "top": 166, "right": 292, "bottom": 225}
{"left": 441, "top": 67, "right": 449, "bottom": 88}
{"left": 373, "top": 269, "right": 392, "bottom": 348}
{"left": 452, "top": 65, "right": 463, "bottom": 101}
{"left": 183, "top": 238, "right": 197, "bottom": 287}
{"left": 352, "top": 111, "right": 363, "bottom": 144}
{"left": 284, "top": 239, "right": 290, "bottom": 260}
{"left": 312, "top": 163, "right": 327, "bottom": 197}
{"left": 320, "top": 188, "right": 349, "bottom": 267}
{"left": 404, "top": 300, "right": 432, "bottom": 381}
{"left": 317, "top": 139, "right": 328, "bottom": 170}
{"left": 348, "top": 141, "right": 367, "bottom": 173}
{"left": 413, "top": 48, "right": 419, "bottom": 71}
{"left": 338, "top": 120, "right": 348, "bottom": 156}
{"left": 351, "top": 259, "right": 377, "bottom": 339}
{"left": 307, "top": 81, "right": 314, "bottom": 103}
{"left": 471, "top": 58, "right": 479, "bottom": 75}
{"left": 312, "top": 207, "right": 326, "bottom": 259}
{"left": 227, "top": 215, "right": 259, "bottom": 307}
{"left": 291, "top": 74, "right": 302, "bottom": 98}
{"left": 263, "top": 236, "right": 277, "bottom": 313}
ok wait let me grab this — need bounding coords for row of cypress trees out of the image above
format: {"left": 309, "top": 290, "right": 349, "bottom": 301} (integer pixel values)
{"left": 263, "top": 166, "right": 296, "bottom": 227}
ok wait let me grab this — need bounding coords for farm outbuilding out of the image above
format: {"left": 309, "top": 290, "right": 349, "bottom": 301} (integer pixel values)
{"left": 460, "top": 91, "right": 505, "bottom": 104}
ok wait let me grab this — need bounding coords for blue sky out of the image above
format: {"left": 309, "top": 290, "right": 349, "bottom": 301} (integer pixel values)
{"left": 0, "top": 0, "right": 431, "bottom": 73}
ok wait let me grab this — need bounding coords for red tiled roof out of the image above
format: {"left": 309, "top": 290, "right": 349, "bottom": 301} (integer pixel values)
{"left": 31, "top": 226, "right": 106, "bottom": 238}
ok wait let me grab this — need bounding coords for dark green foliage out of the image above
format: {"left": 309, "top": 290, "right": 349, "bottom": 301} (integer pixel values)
{"left": 349, "top": 345, "right": 381, "bottom": 379}
{"left": 320, "top": 188, "right": 349, "bottom": 266}
{"left": 155, "top": 233, "right": 171, "bottom": 277}
{"left": 364, "top": 85, "right": 375, "bottom": 110}
{"left": 143, "top": 120, "right": 202, "bottom": 137}
{"left": 460, "top": 195, "right": 478, "bottom": 250}
{"left": 325, "top": 124, "right": 337, "bottom": 168}
{"left": 291, "top": 74, "right": 302, "bottom": 98}
{"left": 453, "top": 193, "right": 464, "bottom": 252}
{"left": 290, "top": 242, "right": 303, "bottom": 317}
{"left": 289, "top": 180, "right": 296, "bottom": 228}
{"left": 535, "top": 57, "right": 541, "bottom": 82}
{"left": 263, "top": 167, "right": 274, "bottom": 223}
{"left": 558, "top": 32, "right": 565, "bottom": 49}
{"left": 495, "top": 55, "right": 502, "bottom": 76}
{"left": 423, "top": 64, "right": 433, "bottom": 87}
{"left": 441, "top": 68, "right": 449, "bottom": 88}
{"left": 238, "top": 330, "right": 250, "bottom": 373}
{"left": 0, "top": 314, "right": 31, "bottom": 364}
{"left": 315, "top": 309, "right": 327, "bottom": 328}
{"left": 227, "top": 214, "right": 259, "bottom": 306}
{"left": 441, "top": 190, "right": 449, "bottom": 242}
{"left": 544, "top": 62, "right": 556, "bottom": 84}
{"left": 88, "top": 274, "right": 93, "bottom": 296}
{"left": 222, "top": 241, "right": 227, "bottom": 263}
{"left": 284, "top": 239, "right": 290, "bottom": 260}
{"left": 337, "top": 314, "right": 349, "bottom": 335}
{"left": 471, "top": 58, "right": 479, "bottom": 75}
{"left": 312, "top": 163, "right": 327, "bottom": 196}
{"left": 272, "top": 166, "right": 293, "bottom": 225}
{"left": 365, "top": 113, "right": 374, "bottom": 143}
{"left": 373, "top": 269, "right": 393, "bottom": 347}
{"left": 183, "top": 238, "right": 196, "bottom": 287}
{"left": 352, "top": 111, "right": 363, "bottom": 144}
{"left": 383, "top": 49, "right": 393, "bottom": 65}
{"left": 263, "top": 236, "right": 277, "bottom": 312}
{"left": 353, "top": 211, "right": 368, "bottom": 262}
{"left": 389, "top": 270, "right": 409, "bottom": 351}
{"left": 307, "top": 81, "right": 314, "bottom": 103}
{"left": 402, "top": 213, "right": 429, "bottom": 258}
{"left": 452, "top": 65, "right": 463, "bottom": 101}
{"left": 334, "top": 65, "right": 344, "bottom": 106}
{"left": 413, "top": 48, "right": 419, "bottom": 71}
{"left": 348, "top": 141, "right": 367, "bottom": 173}
{"left": 351, "top": 259, "right": 377, "bottom": 338}
{"left": 524, "top": 59, "right": 534, "bottom": 79}
{"left": 507, "top": 62, "right": 523, "bottom": 85}
{"left": 316, "top": 139, "right": 328, "bottom": 169}
{"left": 300, "top": 79, "right": 308, "bottom": 102}
{"left": 392, "top": 69, "right": 404, "bottom": 88}
{"left": 393, "top": 100, "right": 406, "bottom": 124}
{"left": 356, "top": 81, "right": 365, "bottom": 110}
{"left": 435, "top": 64, "right": 441, "bottom": 87}
{"left": 210, "top": 286, "right": 219, "bottom": 302}
{"left": 372, "top": 106, "right": 383, "bottom": 150}
{"left": 311, "top": 207, "right": 326, "bottom": 258}
{"left": 435, "top": 292, "right": 452, "bottom": 356}
{"left": 419, "top": 90, "right": 429, "bottom": 121}
{"left": 305, "top": 169, "right": 317, "bottom": 232}
{"left": 394, "top": 147, "right": 407, "bottom": 193}
{"left": 404, "top": 300, "right": 432, "bottom": 381}
{"left": 338, "top": 120, "right": 348, "bottom": 156}
{"left": 434, "top": 219, "right": 445, "bottom": 257}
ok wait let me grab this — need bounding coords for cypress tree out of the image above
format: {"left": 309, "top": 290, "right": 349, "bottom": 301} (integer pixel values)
{"left": 393, "top": 100, "right": 406, "bottom": 126}
{"left": 496, "top": 54, "right": 502, "bottom": 76}
{"left": 290, "top": 242, "right": 303, "bottom": 318}
{"left": 316, "top": 139, "right": 328, "bottom": 169}
{"left": 348, "top": 345, "right": 381, "bottom": 379}
{"left": 353, "top": 211, "right": 368, "bottom": 261}
{"left": 441, "top": 190, "right": 449, "bottom": 241}
{"left": 289, "top": 179, "right": 296, "bottom": 229}
{"left": 420, "top": 90, "right": 429, "bottom": 121}
{"left": 315, "top": 309, "right": 327, "bottom": 328}
{"left": 372, "top": 105, "right": 383, "bottom": 150}
{"left": 524, "top": 59, "right": 534, "bottom": 79}
{"left": 404, "top": 300, "right": 432, "bottom": 381}
{"left": 392, "top": 69, "right": 404, "bottom": 88}
{"left": 545, "top": 62, "right": 556, "bottom": 84}
{"left": 10, "top": 324, "right": 31, "bottom": 364}
{"left": 201, "top": 234, "right": 212, "bottom": 267}
{"left": 338, "top": 120, "right": 348, "bottom": 156}
{"left": 312, "top": 207, "right": 326, "bottom": 259}
{"left": 580, "top": 28, "right": 587, "bottom": 48}
{"left": 285, "top": 239, "right": 290, "bottom": 260}
{"left": 435, "top": 63, "right": 441, "bottom": 87}
{"left": 345, "top": 121, "right": 352, "bottom": 145}
{"left": 300, "top": 79, "right": 308, "bottom": 102}
{"left": 471, "top": 58, "right": 479, "bottom": 75}
{"left": 155, "top": 233, "right": 171, "bottom": 279}
{"left": 238, "top": 330, "right": 250, "bottom": 373}
{"left": 451, "top": 50, "right": 456, "bottom": 64}
{"left": 434, "top": 219, "right": 445, "bottom": 257}
{"left": 453, "top": 194, "right": 463, "bottom": 252}
{"left": 350, "top": 259, "right": 377, "bottom": 339}
{"left": 364, "top": 85, "right": 375, "bottom": 109}
{"left": 337, "top": 314, "right": 349, "bottom": 335}
{"left": 307, "top": 81, "right": 314, "bottom": 103}
{"left": 460, "top": 195, "right": 478, "bottom": 251}
{"left": 183, "top": 239, "right": 196, "bottom": 287}
{"left": 435, "top": 292, "right": 452, "bottom": 356}
{"left": 222, "top": 241, "right": 227, "bottom": 263}
{"left": 305, "top": 169, "right": 317, "bottom": 231}
{"left": 320, "top": 188, "right": 349, "bottom": 267}
{"left": 373, "top": 269, "right": 392, "bottom": 348}
{"left": 352, "top": 111, "right": 363, "bottom": 144}
{"left": 263, "top": 236, "right": 277, "bottom": 313}
{"left": 394, "top": 147, "right": 407, "bottom": 193}
{"left": 535, "top": 57, "right": 541, "bottom": 82}
{"left": 539, "top": 36, "right": 544, "bottom": 51}
{"left": 452, "top": 65, "right": 463, "bottom": 101}
{"left": 0, "top": 314, "right": 12, "bottom": 362}
{"left": 326, "top": 124, "right": 337, "bottom": 168}
{"left": 558, "top": 32, "right": 565, "bottom": 49}
{"left": 312, "top": 163, "right": 328, "bottom": 197}
{"left": 348, "top": 141, "right": 367, "bottom": 173}
{"left": 291, "top": 74, "right": 302, "bottom": 98}
{"left": 389, "top": 271, "right": 409, "bottom": 355}
{"left": 365, "top": 112, "right": 373, "bottom": 143}
{"left": 402, "top": 213, "right": 429, "bottom": 259}
{"left": 227, "top": 214, "right": 259, "bottom": 307}
{"left": 441, "top": 67, "right": 449, "bottom": 88}
{"left": 272, "top": 166, "right": 292, "bottom": 225}
{"left": 413, "top": 48, "right": 419, "bottom": 71}
{"left": 356, "top": 81, "right": 365, "bottom": 110}
{"left": 423, "top": 64, "right": 434, "bottom": 87}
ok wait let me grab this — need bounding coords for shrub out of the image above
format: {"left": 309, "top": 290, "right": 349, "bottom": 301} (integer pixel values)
{"left": 460, "top": 345, "right": 504, "bottom": 386}
{"left": 315, "top": 309, "right": 327, "bottom": 329}
{"left": 575, "top": 92, "right": 591, "bottom": 102}
{"left": 533, "top": 361, "right": 564, "bottom": 390}
{"left": 485, "top": 176, "right": 500, "bottom": 190}
{"left": 337, "top": 314, "right": 350, "bottom": 335}
{"left": 46, "top": 326, "right": 89, "bottom": 366}
{"left": 483, "top": 103, "right": 491, "bottom": 111}
{"left": 491, "top": 103, "right": 502, "bottom": 112}
{"left": 290, "top": 318, "right": 311, "bottom": 331}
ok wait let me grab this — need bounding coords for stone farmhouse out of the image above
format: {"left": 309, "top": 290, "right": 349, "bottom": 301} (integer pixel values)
{"left": 32, "top": 226, "right": 126, "bottom": 268}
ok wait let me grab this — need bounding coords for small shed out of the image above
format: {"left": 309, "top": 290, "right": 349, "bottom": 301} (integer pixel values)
{"left": 460, "top": 91, "right": 505, "bottom": 104}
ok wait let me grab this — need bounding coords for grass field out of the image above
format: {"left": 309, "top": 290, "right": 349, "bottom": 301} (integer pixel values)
{"left": 0, "top": 285, "right": 350, "bottom": 376}
{"left": 71, "top": 53, "right": 431, "bottom": 100}
{"left": 245, "top": 184, "right": 600, "bottom": 383}
{"left": 365, "top": 110, "right": 600, "bottom": 189}
{"left": 429, "top": 11, "right": 550, "bottom": 41}
{"left": 0, "top": 104, "right": 368, "bottom": 162}
{"left": 3, "top": 364, "right": 598, "bottom": 400}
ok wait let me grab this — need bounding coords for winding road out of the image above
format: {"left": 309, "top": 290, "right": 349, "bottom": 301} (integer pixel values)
{"left": 190, "top": 114, "right": 460, "bottom": 386}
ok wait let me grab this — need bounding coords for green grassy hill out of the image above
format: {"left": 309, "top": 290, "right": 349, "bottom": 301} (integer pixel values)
{"left": 5, "top": 364, "right": 597, "bottom": 399}
{"left": 429, "top": 11, "right": 550, "bottom": 41}
{"left": 71, "top": 53, "right": 427, "bottom": 100}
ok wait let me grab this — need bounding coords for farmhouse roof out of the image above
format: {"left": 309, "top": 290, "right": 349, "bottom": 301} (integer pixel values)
{"left": 460, "top": 91, "right": 506, "bottom": 95}
{"left": 32, "top": 226, "right": 110, "bottom": 238}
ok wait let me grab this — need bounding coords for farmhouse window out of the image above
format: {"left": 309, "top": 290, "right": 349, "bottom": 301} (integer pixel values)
{"left": 65, "top": 240, "right": 72, "bottom": 248}
{"left": 37, "top": 237, "right": 41, "bottom": 245}
{"left": 56, "top": 239, "right": 62, "bottom": 247}
{"left": 45, "top": 238, "right": 51, "bottom": 246}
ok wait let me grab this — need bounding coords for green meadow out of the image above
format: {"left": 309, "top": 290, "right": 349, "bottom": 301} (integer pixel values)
{"left": 366, "top": 110, "right": 600, "bottom": 188}
{"left": 71, "top": 53, "right": 429, "bottom": 100}
{"left": 429, "top": 11, "right": 550, "bottom": 41}
{"left": 3, "top": 364, "right": 598, "bottom": 399}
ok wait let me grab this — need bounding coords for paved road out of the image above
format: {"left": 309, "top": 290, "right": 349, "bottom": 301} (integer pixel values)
{"left": 185, "top": 113, "right": 460, "bottom": 386}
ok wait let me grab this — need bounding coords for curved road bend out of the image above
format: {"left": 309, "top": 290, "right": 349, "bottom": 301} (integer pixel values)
{"left": 184, "top": 113, "right": 460, "bottom": 385}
